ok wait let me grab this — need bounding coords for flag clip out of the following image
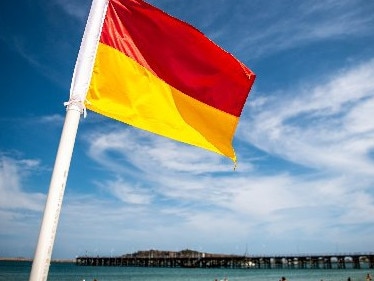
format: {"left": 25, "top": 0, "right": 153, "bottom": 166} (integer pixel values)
{"left": 64, "top": 96, "right": 87, "bottom": 118}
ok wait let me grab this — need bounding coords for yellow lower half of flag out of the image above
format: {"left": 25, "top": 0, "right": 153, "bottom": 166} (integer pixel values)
{"left": 86, "top": 43, "right": 239, "bottom": 161}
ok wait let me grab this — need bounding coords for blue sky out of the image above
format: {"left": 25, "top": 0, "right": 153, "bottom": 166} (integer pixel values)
{"left": 1, "top": 0, "right": 374, "bottom": 259}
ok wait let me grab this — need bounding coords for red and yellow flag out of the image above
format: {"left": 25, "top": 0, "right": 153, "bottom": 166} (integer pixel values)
{"left": 85, "top": 0, "right": 255, "bottom": 162}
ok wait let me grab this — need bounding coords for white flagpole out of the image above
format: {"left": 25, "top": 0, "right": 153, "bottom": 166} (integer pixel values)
{"left": 29, "top": 106, "right": 81, "bottom": 281}
{"left": 29, "top": 0, "right": 108, "bottom": 280}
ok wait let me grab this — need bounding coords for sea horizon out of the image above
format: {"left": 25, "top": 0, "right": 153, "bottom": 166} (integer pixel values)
{"left": 1, "top": 260, "right": 373, "bottom": 281}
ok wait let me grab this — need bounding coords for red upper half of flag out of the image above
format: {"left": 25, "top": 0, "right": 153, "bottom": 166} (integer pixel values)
{"left": 99, "top": 0, "right": 255, "bottom": 117}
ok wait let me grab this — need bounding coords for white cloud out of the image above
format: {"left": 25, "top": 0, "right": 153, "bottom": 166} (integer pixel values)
{"left": 86, "top": 127, "right": 242, "bottom": 176}
{"left": 39, "top": 114, "right": 65, "bottom": 124}
{"left": 0, "top": 156, "right": 45, "bottom": 211}
{"left": 0, "top": 155, "right": 46, "bottom": 255}
{"left": 100, "top": 177, "right": 154, "bottom": 205}
{"left": 242, "top": 58, "right": 374, "bottom": 175}
{"left": 344, "top": 97, "right": 374, "bottom": 134}
{"left": 231, "top": 0, "right": 374, "bottom": 58}
{"left": 52, "top": 0, "right": 89, "bottom": 20}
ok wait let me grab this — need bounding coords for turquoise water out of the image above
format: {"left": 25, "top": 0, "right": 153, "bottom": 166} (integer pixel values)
{"left": 0, "top": 261, "right": 372, "bottom": 281}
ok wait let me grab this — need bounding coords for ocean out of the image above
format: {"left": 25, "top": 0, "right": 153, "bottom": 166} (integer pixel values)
{"left": 0, "top": 261, "right": 372, "bottom": 281}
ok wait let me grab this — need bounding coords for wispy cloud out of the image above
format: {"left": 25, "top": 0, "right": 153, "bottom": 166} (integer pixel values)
{"left": 242, "top": 58, "right": 374, "bottom": 175}
{"left": 0, "top": 155, "right": 45, "bottom": 211}
{"left": 52, "top": 0, "right": 90, "bottom": 20}
{"left": 99, "top": 177, "right": 154, "bottom": 205}
{"left": 0, "top": 155, "right": 46, "bottom": 255}
{"left": 38, "top": 114, "right": 65, "bottom": 124}
{"left": 225, "top": 0, "right": 374, "bottom": 59}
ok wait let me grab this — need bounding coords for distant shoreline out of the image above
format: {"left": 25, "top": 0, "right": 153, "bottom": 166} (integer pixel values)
{"left": 0, "top": 257, "right": 75, "bottom": 263}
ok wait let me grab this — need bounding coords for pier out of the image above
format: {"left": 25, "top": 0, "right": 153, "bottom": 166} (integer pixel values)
{"left": 76, "top": 250, "right": 374, "bottom": 269}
